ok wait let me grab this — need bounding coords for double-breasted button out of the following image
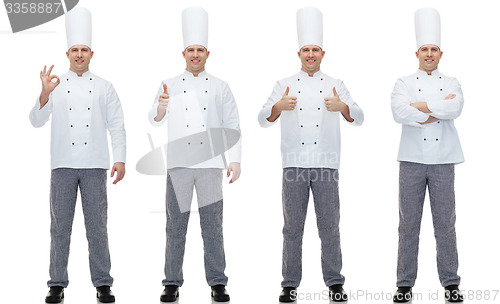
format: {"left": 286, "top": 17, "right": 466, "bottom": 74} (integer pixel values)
{"left": 87, "top": 107, "right": 90, "bottom": 110}
{"left": 416, "top": 77, "right": 419, "bottom": 79}
{"left": 182, "top": 78, "right": 185, "bottom": 81}
{"left": 418, "top": 89, "right": 421, "bottom": 91}
{"left": 205, "top": 91, "right": 208, "bottom": 93}
{"left": 301, "top": 142, "right": 304, "bottom": 145}
{"left": 66, "top": 78, "right": 69, "bottom": 81}
{"left": 314, "top": 142, "right": 317, "bottom": 144}
{"left": 90, "top": 78, "right": 93, "bottom": 80}
{"left": 317, "top": 108, "right": 321, "bottom": 110}
{"left": 298, "top": 91, "right": 301, "bottom": 93}
{"left": 440, "top": 89, "right": 443, "bottom": 91}
{"left": 70, "top": 125, "right": 73, "bottom": 127}
{"left": 203, "top": 107, "right": 207, "bottom": 110}
{"left": 69, "top": 108, "right": 72, "bottom": 110}
{"left": 300, "top": 125, "right": 303, "bottom": 128}
{"left": 89, "top": 90, "right": 92, "bottom": 93}
{"left": 436, "top": 139, "right": 439, "bottom": 141}
{"left": 319, "top": 90, "right": 322, "bottom": 93}
{"left": 299, "top": 108, "right": 303, "bottom": 111}
{"left": 183, "top": 91, "right": 186, "bottom": 93}
{"left": 67, "top": 91, "right": 70, "bottom": 93}
{"left": 206, "top": 78, "right": 208, "bottom": 80}
{"left": 316, "top": 124, "right": 319, "bottom": 127}
{"left": 424, "top": 138, "right": 427, "bottom": 141}
{"left": 86, "top": 125, "right": 89, "bottom": 127}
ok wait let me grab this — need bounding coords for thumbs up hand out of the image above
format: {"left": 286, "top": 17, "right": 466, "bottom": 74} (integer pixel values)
{"left": 324, "top": 86, "right": 346, "bottom": 112}
{"left": 277, "top": 86, "right": 298, "bottom": 111}
{"left": 154, "top": 83, "right": 170, "bottom": 122}
{"left": 158, "top": 83, "right": 169, "bottom": 112}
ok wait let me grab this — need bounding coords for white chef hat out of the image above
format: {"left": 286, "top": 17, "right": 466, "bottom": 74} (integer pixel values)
{"left": 182, "top": 7, "right": 208, "bottom": 50}
{"left": 297, "top": 7, "right": 323, "bottom": 50}
{"left": 415, "top": 7, "right": 441, "bottom": 50}
{"left": 65, "top": 6, "right": 92, "bottom": 50}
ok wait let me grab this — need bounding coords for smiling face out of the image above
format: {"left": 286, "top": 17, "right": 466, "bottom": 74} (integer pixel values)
{"left": 183, "top": 45, "right": 210, "bottom": 76}
{"left": 298, "top": 45, "right": 325, "bottom": 76}
{"left": 416, "top": 44, "right": 442, "bottom": 74}
{"left": 66, "top": 45, "right": 93, "bottom": 76}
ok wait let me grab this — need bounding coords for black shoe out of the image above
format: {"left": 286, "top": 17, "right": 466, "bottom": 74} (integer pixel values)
{"left": 329, "top": 284, "right": 348, "bottom": 302}
{"left": 445, "top": 285, "right": 464, "bottom": 303}
{"left": 279, "top": 287, "right": 297, "bottom": 303}
{"left": 45, "top": 286, "right": 64, "bottom": 303}
{"left": 96, "top": 286, "right": 115, "bottom": 303}
{"left": 160, "top": 285, "right": 179, "bottom": 303}
{"left": 211, "top": 285, "right": 230, "bottom": 302}
{"left": 393, "top": 287, "right": 412, "bottom": 303}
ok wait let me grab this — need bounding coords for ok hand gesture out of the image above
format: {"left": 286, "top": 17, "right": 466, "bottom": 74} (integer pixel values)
{"left": 39, "top": 65, "right": 60, "bottom": 106}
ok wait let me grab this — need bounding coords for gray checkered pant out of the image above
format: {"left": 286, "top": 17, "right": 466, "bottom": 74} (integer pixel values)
{"left": 397, "top": 161, "right": 460, "bottom": 287}
{"left": 281, "top": 167, "right": 345, "bottom": 288}
{"left": 162, "top": 168, "right": 228, "bottom": 287}
{"left": 48, "top": 168, "right": 112, "bottom": 288}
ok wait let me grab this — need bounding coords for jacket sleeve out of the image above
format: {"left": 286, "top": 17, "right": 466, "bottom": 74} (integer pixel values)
{"left": 148, "top": 82, "right": 168, "bottom": 126}
{"left": 426, "top": 77, "right": 464, "bottom": 120}
{"left": 337, "top": 80, "right": 364, "bottom": 126}
{"left": 258, "top": 81, "right": 283, "bottom": 128}
{"left": 106, "top": 83, "right": 127, "bottom": 164}
{"left": 29, "top": 96, "right": 52, "bottom": 128}
{"left": 221, "top": 83, "right": 241, "bottom": 164}
{"left": 391, "top": 78, "right": 429, "bottom": 127}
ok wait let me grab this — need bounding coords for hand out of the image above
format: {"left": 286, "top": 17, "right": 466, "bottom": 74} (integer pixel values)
{"left": 158, "top": 83, "right": 169, "bottom": 112}
{"left": 110, "top": 162, "right": 125, "bottom": 184}
{"left": 445, "top": 94, "right": 456, "bottom": 100}
{"left": 410, "top": 101, "right": 431, "bottom": 113}
{"left": 39, "top": 65, "right": 60, "bottom": 105}
{"left": 277, "top": 86, "right": 297, "bottom": 111}
{"left": 226, "top": 162, "right": 241, "bottom": 184}
{"left": 419, "top": 116, "right": 439, "bottom": 124}
{"left": 324, "top": 87, "right": 346, "bottom": 112}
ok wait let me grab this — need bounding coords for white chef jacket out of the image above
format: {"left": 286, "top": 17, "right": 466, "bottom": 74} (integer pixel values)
{"left": 29, "top": 70, "right": 126, "bottom": 169}
{"left": 258, "top": 70, "right": 364, "bottom": 169}
{"left": 149, "top": 70, "right": 241, "bottom": 169}
{"left": 391, "top": 69, "right": 464, "bottom": 164}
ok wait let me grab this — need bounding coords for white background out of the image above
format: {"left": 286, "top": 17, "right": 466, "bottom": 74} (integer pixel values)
{"left": 0, "top": 0, "right": 499, "bottom": 303}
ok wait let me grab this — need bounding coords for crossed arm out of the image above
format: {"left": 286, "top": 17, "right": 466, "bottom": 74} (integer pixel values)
{"left": 410, "top": 93, "right": 456, "bottom": 124}
{"left": 391, "top": 78, "right": 463, "bottom": 126}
